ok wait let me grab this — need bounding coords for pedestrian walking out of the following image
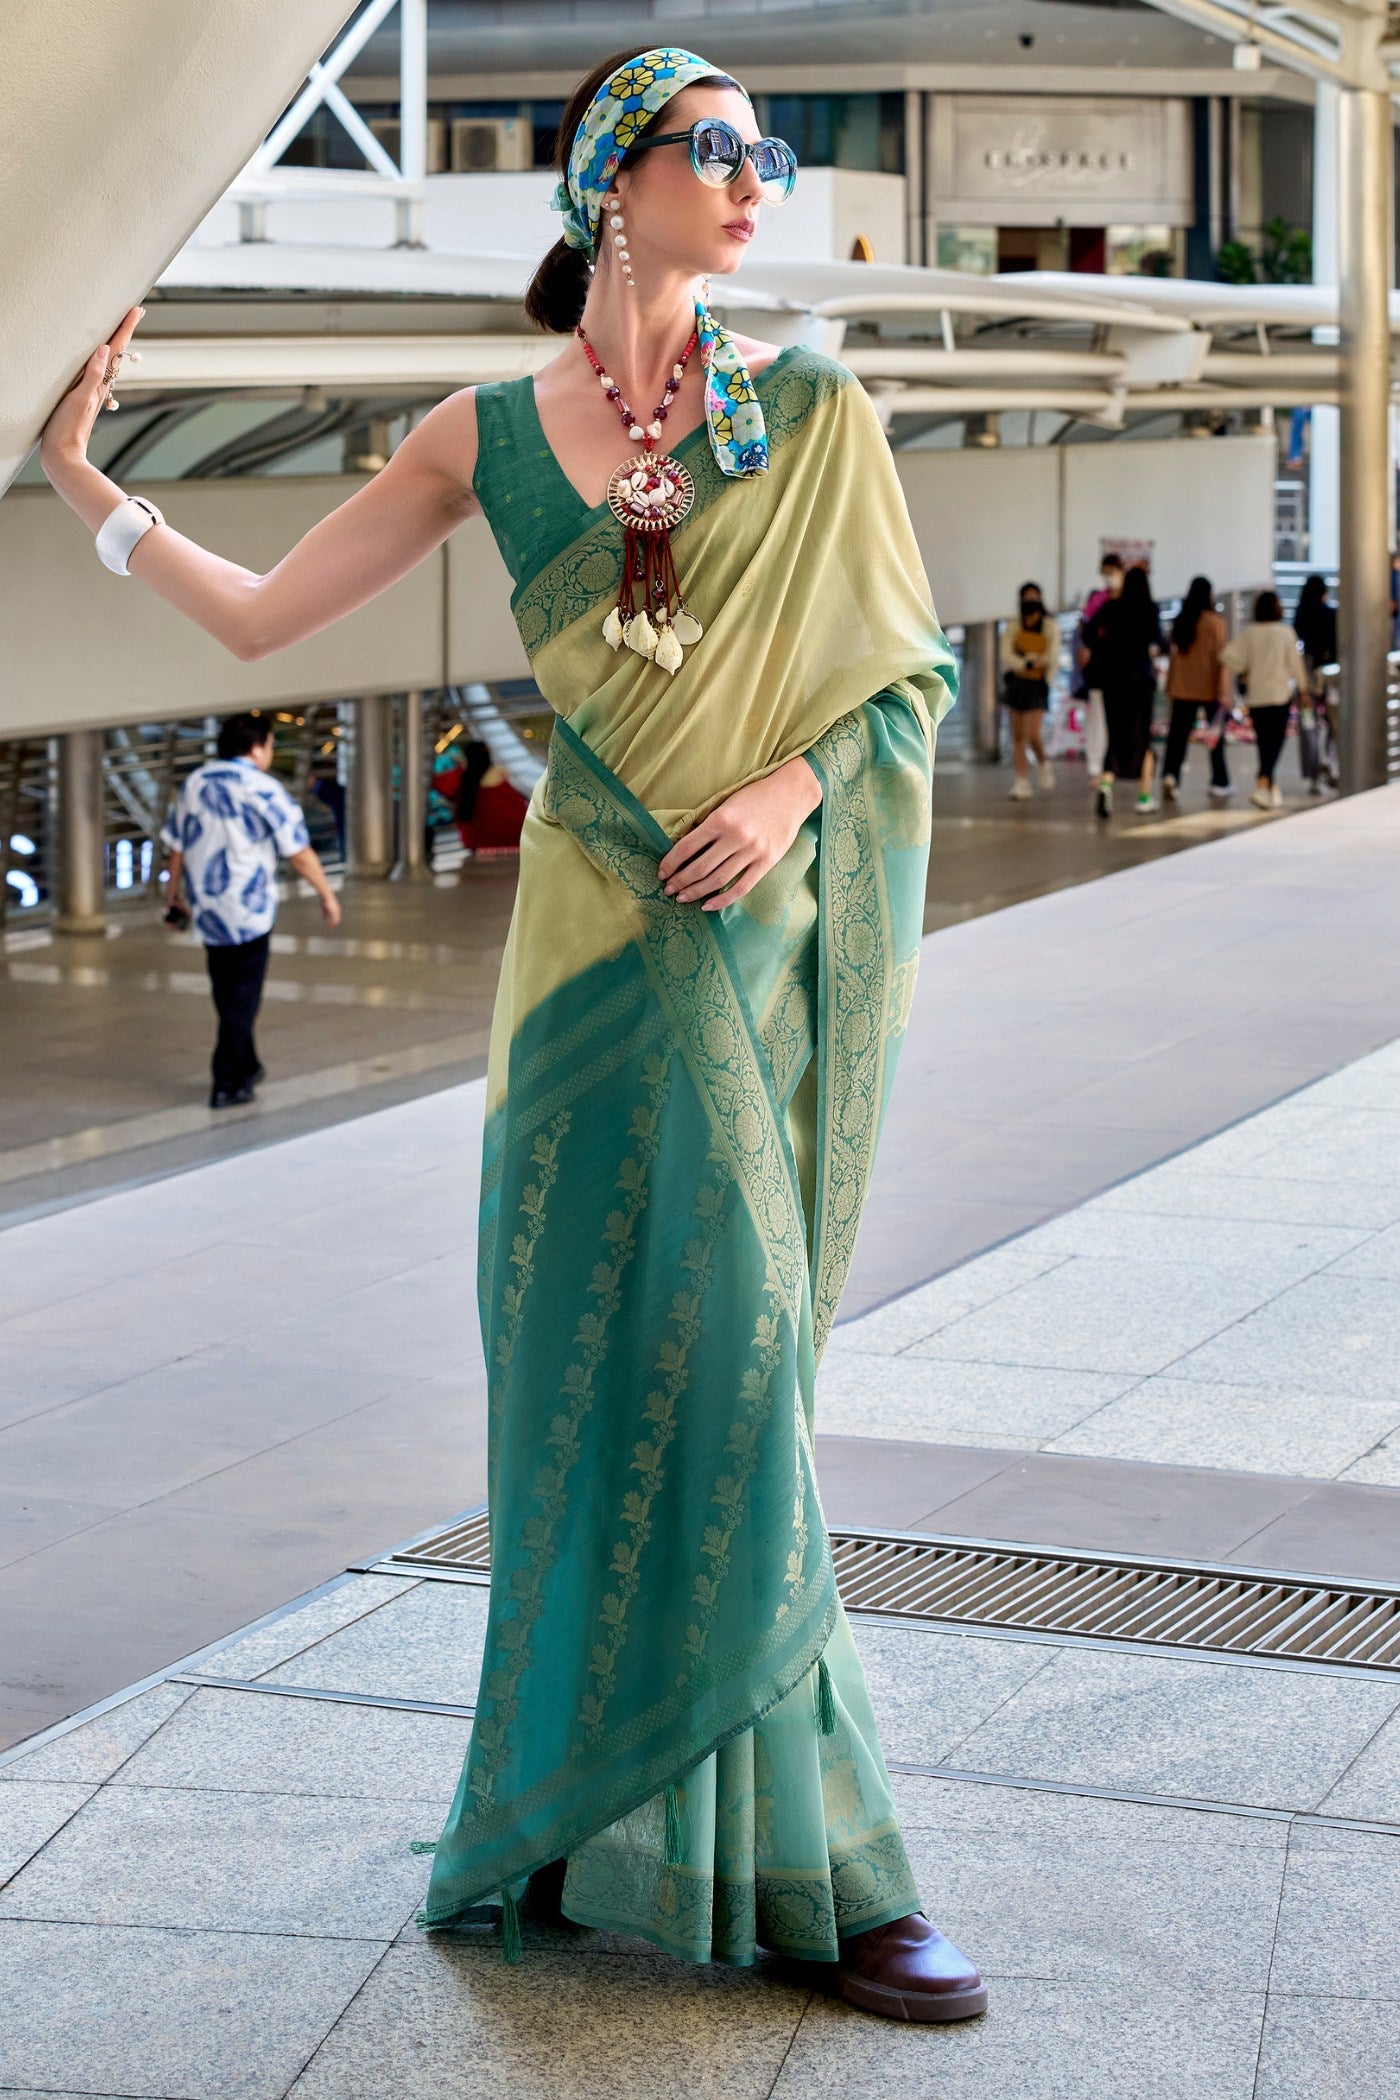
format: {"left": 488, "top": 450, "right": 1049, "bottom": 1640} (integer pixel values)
{"left": 1075, "top": 550, "right": 1123, "bottom": 776}
{"left": 1084, "top": 563, "right": 1163, "bottom": 818}
{"left": 1220, "top": 591, "right": 1302, "bottom": 810}
{"left": 999, "top": 581, "right": 1057, "bottom": 799}
{"left": 42, "top": 44, "right": 984, "bottom": 2023}
{"left": 1292, "top": 574, "right": 1339, "bottom": 794}
{"left": 160, "top": 713, "right": 341, "bottom": 1107}
{"left": 1160, "top": 575, "right": 1231, "bottom": 803}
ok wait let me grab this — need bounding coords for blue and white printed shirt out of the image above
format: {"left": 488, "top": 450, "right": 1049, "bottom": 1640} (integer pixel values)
{"left": 161, "top": 759, "right": 310, "bottom": 947}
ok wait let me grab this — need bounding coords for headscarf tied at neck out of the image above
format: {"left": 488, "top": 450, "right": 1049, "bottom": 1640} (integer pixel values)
{"left": 549, "top": 46, "right": 770, "bottom": 479}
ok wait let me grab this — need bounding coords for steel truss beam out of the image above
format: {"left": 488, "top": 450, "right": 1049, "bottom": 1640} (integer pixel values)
{"left": 230, "top": 0, "right": 427, "bottom": 247}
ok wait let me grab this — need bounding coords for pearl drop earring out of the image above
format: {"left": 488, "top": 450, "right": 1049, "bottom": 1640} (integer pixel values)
{"left": 608, "top": 196, "right": 635, "bottom": 290}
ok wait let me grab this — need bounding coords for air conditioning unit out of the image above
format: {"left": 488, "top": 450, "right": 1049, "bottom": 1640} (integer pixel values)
{"left": 451, "top": 116, "right": 531, "bottom": 173}
{"left": 369, "top": 116, "right": 447, "bottom": 174}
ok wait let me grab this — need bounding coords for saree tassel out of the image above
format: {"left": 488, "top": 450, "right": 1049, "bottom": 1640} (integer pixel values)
{"left": 654, "top": 623, "right": 684, "bottom": 675}
{"left": 601, "top": 604, "right": 625, "bottom": 650}
{"left": 663, "top": 1782, "right": 686, "bottom": 1866}
{"left": 816, "top": 1655, "right": 837, "bottom": 1736}
{"left": 499, "top": 1885, "right": 524, "bottom": 1964}
{"left": 408, "top": 1838, "right": 437, "bottom": 1855}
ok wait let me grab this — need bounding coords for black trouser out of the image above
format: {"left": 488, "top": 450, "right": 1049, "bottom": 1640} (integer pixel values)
{"left": 205, "top": 933, "right": 270, "bottom": 1092}
{"left": 1250, "top": 704, "right": 1291, "bottom": 785}
{"left": 1162, "top": 699, "right": 1231, "bottom": 790}
{"left": 1101, "top": 674, "right": 1156, "bottom": 779}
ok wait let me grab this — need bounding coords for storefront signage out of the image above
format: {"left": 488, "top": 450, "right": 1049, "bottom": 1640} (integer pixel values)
{"left": 985, "top": 143, "right": 1133, "bottom": 182}
{"left": 930, "top": 95, "right": 1192, "bottom": 227}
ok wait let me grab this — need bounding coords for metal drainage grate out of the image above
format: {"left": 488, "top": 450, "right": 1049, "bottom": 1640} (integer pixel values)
{"left": 393, "top": 1506, "right": 492, "bottom": 1573}
{"left": 388, "top": 1514, "right": 1400, "bottom": 1674}
{"left": 829, "top": 1532, "right": 1400, "bottom": 1672}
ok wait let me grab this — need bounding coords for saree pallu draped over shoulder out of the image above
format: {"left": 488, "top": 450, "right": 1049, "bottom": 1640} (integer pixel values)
{"left": 419, "top": 347, "right": 957, "bottom": 1962}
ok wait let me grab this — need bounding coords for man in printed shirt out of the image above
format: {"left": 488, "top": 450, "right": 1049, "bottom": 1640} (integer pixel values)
{"left": 162, "top": 713, "right": 341, "bottom": 1109}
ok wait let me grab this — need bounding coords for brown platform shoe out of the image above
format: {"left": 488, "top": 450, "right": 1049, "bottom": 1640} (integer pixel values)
{"left": 837, "top": 1912, "right": 989, "bottom": 2023}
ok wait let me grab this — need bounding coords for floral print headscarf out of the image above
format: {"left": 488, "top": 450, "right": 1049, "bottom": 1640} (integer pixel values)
{"left": 549, "top": 47, "right": 770, "bottom": 478}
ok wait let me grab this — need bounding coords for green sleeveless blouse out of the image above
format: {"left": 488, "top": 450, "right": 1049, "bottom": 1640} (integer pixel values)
{"left": 471, "top": 352, "right": 803, "bottom": 600}
{"left": 471, "top": 377, "right": 582, "bottom": 591}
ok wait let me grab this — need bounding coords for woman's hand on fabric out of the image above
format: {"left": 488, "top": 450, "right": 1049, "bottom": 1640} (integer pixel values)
{"left": 659, "top": 756, "right": 823, "bottom": 910}
{"left": 41, "top": 307, "right": 145, "bottom": 480}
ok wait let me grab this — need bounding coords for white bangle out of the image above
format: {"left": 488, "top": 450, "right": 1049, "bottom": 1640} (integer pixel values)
{"left": 95, "top": 495, "right": 165, "bottom": 576}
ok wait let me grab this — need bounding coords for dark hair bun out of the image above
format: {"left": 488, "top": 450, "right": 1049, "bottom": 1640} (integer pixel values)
{"left": 524, "top": 237, "right": 591, "bottom": 334}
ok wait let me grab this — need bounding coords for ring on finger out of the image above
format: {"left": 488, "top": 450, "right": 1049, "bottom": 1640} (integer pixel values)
{"left": 101, "top": 347, "right": 131, "bottom": 412}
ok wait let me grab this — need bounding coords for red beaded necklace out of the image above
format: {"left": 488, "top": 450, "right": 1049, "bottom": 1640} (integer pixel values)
{"left": 576, "top": 321, "right": 705, "bottom": 673}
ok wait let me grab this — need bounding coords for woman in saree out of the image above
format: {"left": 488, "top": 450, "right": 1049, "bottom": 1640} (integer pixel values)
{"left": 39, "top": 43, "right": 983, "bottom": 2025}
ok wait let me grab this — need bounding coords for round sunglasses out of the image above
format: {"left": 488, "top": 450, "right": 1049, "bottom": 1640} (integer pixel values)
{"left": 624, "top": 116, "right": 797, "bottom": 206}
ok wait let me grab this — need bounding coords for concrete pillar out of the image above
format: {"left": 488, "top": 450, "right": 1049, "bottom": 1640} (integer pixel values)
{"left": 903, "top": 90, "right": 925, "bottom": 267}
{"left": 347, "top": 694, "right": 393, "bottom": 878}
{"left": 52, "top": 729, "right": 106, "bottom": 935}
{"left": 392, "top": 690, "right": 430, "bottom": 880}
{"left": 920, "top": 95, "right": 938, "bottom": 270}
{"left": 962, "top": 622, "right": 1002, "bottom": 763}
{"left": 1309, "top": 80, "right": 1340, "bottom": 574}
{"left": 1337, "top": 85, "right": 1394, "bottom": 793}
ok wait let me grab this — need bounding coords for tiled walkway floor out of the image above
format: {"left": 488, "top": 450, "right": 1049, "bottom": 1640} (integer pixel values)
{"left": 4, "top": 789, "right": 1400, "bottom": 2091}
{"left": 2, "top": 1564, "right": 1396, "bottom": 2098}
{"left": 6, "top": 796, "right": 1400, "bottom": 1744}
{"left": 0, "top": 1088, "right": 490, "bottom": 1748}
{"left": 818, "top": 1030, "right": 1400, "bottom": 1579}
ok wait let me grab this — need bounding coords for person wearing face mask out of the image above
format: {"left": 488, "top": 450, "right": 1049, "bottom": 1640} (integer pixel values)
{"left": 1075, "top": 551, "right": 1123, "bottom": 777}
{"left": 1082, "top": 562, "right": 1164, "bottom": 817}
{"left": 999, "top": 582, "right": 1057, "bottom": 798}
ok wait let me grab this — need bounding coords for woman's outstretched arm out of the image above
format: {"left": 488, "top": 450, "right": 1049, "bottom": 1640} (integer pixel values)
{"left": 40, "top": 307, "right": 481, "bottom": 662}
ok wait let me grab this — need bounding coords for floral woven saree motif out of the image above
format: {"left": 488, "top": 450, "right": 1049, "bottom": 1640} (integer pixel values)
{"left": 419, "top": 348, "right": 956, "bottom": 1952}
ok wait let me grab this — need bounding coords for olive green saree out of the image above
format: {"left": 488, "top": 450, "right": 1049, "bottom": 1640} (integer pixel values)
{"left": 417, "top": 345, "right": 957, "bottom": 1965}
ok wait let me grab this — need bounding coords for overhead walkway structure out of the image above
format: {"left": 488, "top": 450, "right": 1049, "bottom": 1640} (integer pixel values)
{"left": 85, "top": 247, "right": 1400, "bottom": 419}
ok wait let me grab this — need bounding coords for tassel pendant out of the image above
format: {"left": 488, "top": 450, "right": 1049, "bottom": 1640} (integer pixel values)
{"left": 663, "top": 1782, "right": 686, "bottom": 1865}
{"left": 499, "top": 1884, "right": 523, "bottom": 1964}
{"left": 598, "top": 451, "right": 702, "bottom": 670}
{"left": 816, "top": 1655, "right": 837, "bottom": 1736}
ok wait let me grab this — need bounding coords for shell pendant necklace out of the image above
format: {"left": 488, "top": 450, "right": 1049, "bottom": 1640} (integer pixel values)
{"left": 576, "top": 320, "right": 704, "bottom": 674}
